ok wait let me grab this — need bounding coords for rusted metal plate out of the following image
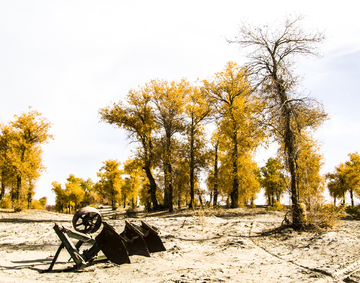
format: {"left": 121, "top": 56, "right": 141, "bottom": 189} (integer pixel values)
{"left": 140, "top": 221, "right": 166, "bottom": 253}
{"left": 120, "top": 221, "right": 150, "bottom": 257}
{"left": 96, "top": 222, "right": 130, "bottom": 265}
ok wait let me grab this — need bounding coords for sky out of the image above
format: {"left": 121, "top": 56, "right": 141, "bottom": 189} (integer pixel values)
{"left": 0, "top": 0, "right": 359, "bottom": 205}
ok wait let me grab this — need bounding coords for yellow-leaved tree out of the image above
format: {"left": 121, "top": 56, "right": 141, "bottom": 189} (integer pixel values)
{"left": 0, "top": 109, "right": 53, "bottom": 211}
{"left": 327, "top": 152, "right": 360, "bottom": 206}
{"left": 52, "top": 176, "right": 96, "bottom": 213}
{"left": 295, "top": 134, "right": 325, "bottom": 208}
{"left": 96, "top": 159, "right": 122, "bottom": 210}
{"left": 65, "top": 174, "right": 86, "bottom": 211}
{"left": 183, "top": 85, "right": 212, "bottom": 208}
{"left": 121, "top": 158, "right": 143, "bottom": 209}
{"left": 150, "top": 79, "right": 189, "bottom": 212}
{"left": 206, "top": 126, "right": 222, "bottom": 206}
{"left": 260, "top": 157, "right": 288, "bottom": 206}
{"left": 346, "top": 152, "right": 360, "bottom": 205}
{"left": 203, "top": 61, "right": 264, "bottom": 208}
{"left": 52, "top": 181, "right": 67, "bottom": 213}
{"left": 99, "top": 86, "right": 160, "bottom": 210}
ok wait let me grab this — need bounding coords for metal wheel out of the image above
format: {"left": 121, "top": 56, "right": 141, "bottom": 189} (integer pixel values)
{"left": 72, "top": 207, "right": 102, "bottom": 234}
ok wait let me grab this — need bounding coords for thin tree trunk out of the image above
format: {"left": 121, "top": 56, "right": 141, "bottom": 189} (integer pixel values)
{"left": 213, "top": 142, "right": 219, "bottom": 207}
{"left": 198, "top": 191, "right": 203, "bottom": 207}
{"left": 164, "top": 134, "right": 173, "bottom": 212}
{"left": 230, "top": 137, "right": 239, "bottom": 208}
{"left": 350, "top": 189, "right": 354, "bottom": 207}
{"left": 189, "top": 126, "right": 195, "bottom": 209}
{"left": 178, "top": 188, "right": 181, "bottom": 209}
{"left": 0, "top": 182, "right": 5, "bottom": 202}
{"left": 144, "top": 165, "right": 158, "bottom": 210}
{"left": 276, "top": 78, "right": 303, "bottom": 229}
{"left": 13, "top": 175, "right": 22, "bottom": 211}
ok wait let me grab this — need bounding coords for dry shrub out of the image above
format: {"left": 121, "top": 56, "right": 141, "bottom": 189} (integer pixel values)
{"left": 191, "top": 206, "right": 221, "bottom": 231}
{"left": 306, "top": 204, "right": 345, "bottom": 230}
{"left": 125, "top": 207, "right": 137, "bottom": 218}
{"left": 0, "top": 194, "right": 12, "bottom": 209}
{"left": 267, "top": 201, "right": 284, "bottom": 211}
{"left": 46, "top": 205, "right": 55, "bottom": 211}
{"left": 345, "top": 205, "right": 360, "bottom": 219}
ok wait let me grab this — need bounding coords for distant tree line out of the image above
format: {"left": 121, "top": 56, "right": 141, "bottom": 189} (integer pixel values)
{"left": 327, "top": 152, "right": 360, "bottom": 206}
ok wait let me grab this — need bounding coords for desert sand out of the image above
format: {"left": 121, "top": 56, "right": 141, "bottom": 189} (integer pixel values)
{"left": 1, "top": 207, "right": 360, "bottom": 283}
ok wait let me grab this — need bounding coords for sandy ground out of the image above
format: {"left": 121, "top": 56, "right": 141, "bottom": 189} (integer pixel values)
{"left": 1, "top": 207, "right": 360, "bottom": 283}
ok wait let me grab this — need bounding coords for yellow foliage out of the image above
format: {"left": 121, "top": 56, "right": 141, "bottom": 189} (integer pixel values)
{"left": 306, "top": 204, "right": 345, "bottom": 230}
{"left": 267, "top": 201, "right": 283, "bottom": 211}
{"left": 260, "top": 157, "right": 288, "bottom": 205}
{"left": 99, "top": 84, "right": 159, "bottom": 210}
{"left": 327, "top": 152, "right": 360, "bottom": 206}
{"left": 96, "top": 159, "right": 122, "bottom": 210}
{"left": 203, "top": 62, "right": 265, "bottom": 208}
{"left": 13, "top": 199, "right": 27, "bottom": 212}
{"left": 0, "top": 194, "right": 12, "bottom": 209}
{"left": 0, "top": 108, "right": 53, "bottom": 211}
{"left": 30, "top": 199, "right": 46, "bottom": 210}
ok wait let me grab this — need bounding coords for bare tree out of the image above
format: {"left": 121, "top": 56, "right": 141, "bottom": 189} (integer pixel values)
{"left": 228, "top": 15, "right": 327, "bottom": 229}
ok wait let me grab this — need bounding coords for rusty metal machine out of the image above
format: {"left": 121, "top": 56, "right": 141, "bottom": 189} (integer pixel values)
{"left": 44, "top": 207, "right": 165, "bottom": 272}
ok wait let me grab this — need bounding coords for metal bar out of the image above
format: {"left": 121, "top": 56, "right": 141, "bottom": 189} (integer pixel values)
{"left": 82, "top": 243, "right": 101, "bottom": 262}
{"left": 46, "top": 243, "right": 64, "bottom": 271}
{"left": 58, "top": 226, "right": 96, "bottom": 244}
{"left": 53, "top": 223, "right": 86, "bottom": 269}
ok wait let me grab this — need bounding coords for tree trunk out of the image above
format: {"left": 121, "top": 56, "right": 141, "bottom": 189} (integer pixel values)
{"left": 189, "top": 126, "right": 195, "bottom": 209}
{"left": 143, "top": 165, "right": 158, "bottom": 210}
{"left": 230, "top": 138, "right": 239, "bottom": 208}
{"left": 164, "top": 164, "right": 173, "bottom": 212}
{"left": 198, "top": 192, "right": 203, "bottom": 207}
{"left": 178, "top": 189, "right": 181, "bottom": 209}
{"left": 276, "top": 78, "right": 303, "bottom": 229}
{"left": 0, "top": 182, "right": 5, "bottom": 202}
{"left": 164, "top": 134, "right": 173, "bottom": 212}
{"left": 123, "top": 193, "right": 126, "bottom": 208}
{"left": 213, "top": 142, "right": 219, "bottom": 207}
{"left": 350, "top": 189, "right": 354, "bottom": 207}
{"left": 13, "top": 175, "right": 22, "bottom": 212}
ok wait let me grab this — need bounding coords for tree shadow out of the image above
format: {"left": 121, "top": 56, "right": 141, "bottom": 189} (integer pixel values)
{"left": 0, "top": 243, "right": 60, "bottom": 252}
{"left": 0, "top": 218, "right": 69, "bottom": 223}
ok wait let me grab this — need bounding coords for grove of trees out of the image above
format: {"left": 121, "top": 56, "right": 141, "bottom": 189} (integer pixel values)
{"left": 0, "top": 108, "right": 53, "bottom": 211}
{"left": 327, "top": 152, "right": 360, "bottom": 206}
{"left": 6, "top": 15, "right": 359, "bottom": 232}
{"left": 98, "top": 61, "right": 267, "bottom": 212}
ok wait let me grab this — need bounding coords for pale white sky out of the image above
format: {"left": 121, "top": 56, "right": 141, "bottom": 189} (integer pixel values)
{"left": 0, "top": 1, "right": 359, "bottom": 204}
